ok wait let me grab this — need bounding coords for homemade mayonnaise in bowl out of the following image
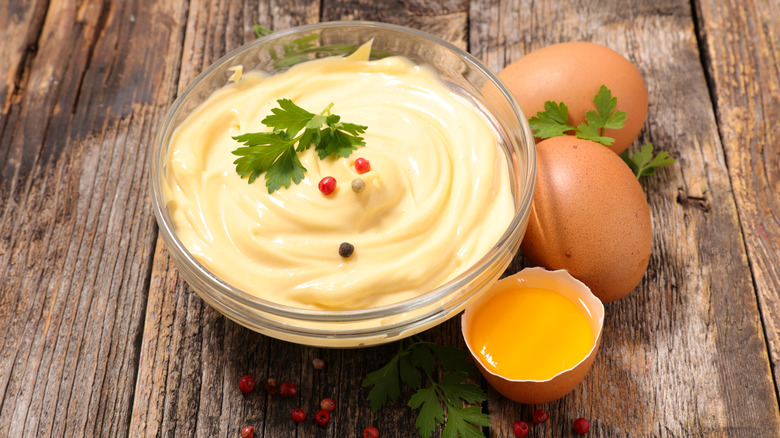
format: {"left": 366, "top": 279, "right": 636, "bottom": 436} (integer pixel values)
{"left": 151, "top": 22, "right": 536, "bottom": 346}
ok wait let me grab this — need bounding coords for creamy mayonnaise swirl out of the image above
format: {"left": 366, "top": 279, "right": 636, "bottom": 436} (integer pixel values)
{"left": 164, "top": 44, "right": 514, "bottom": 310}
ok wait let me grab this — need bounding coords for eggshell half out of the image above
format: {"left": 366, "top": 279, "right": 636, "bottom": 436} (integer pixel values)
{"left": 462, "top": 267, "right": 604, "bottom": 404}
{"left": 498, "top": 41, "right": 648, "bottom": 154}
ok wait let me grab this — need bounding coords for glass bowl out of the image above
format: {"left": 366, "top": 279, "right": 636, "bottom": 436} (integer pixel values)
{"left": 150, "top": 21, "right": 536, "bottom": 347}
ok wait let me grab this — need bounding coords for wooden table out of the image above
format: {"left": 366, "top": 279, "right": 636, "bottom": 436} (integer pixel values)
{"left": 1, "top": 0, "right": 778, "bottom": 436}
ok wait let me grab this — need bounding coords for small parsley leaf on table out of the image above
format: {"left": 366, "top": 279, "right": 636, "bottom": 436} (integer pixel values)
{"left": 443, "top": 406, "right": 492, "bottom": 438}
{"left": 439, "top": 371, "right": 485, "bottom": 405}
{"left": 363, "top": 351, "right": 403, "bottom": 411}
{"left": 231, "top": 99, "right": 367, "bottom": 193}
{"left": 430, "top": 344, "right": 478, "bottom": 376}
{"left": 620, "top": 143, "right": 676, "bottom": 178}
{"left": 400, "top": 353, "right": 423, "bottom": 388}
{"left": 411, "top": 343, "right": 436, "bottom": 376}
{"left": 408, "top": 387, "right": 445, "bottom": 438}
{"left": 362, "top": 339, "right": 490, "bottom": 438}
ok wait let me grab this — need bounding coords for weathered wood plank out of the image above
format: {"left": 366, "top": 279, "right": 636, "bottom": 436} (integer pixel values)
{"left": 128, "top": 1, "right": 324, "bottom": 436}
{"left": 470, "top": 0, "right": 779, "bottom": 436}
{"left": 321, "top": 0, "right": 469, "bottom": 50}
{"left": 0, "top": 0, "right": 187, "bottom": 436}
{"left": 0, "top": 0, "right": 48, "bottom": 115}
{"left": 694, "top": 0, "right": 780, "bottom": 402}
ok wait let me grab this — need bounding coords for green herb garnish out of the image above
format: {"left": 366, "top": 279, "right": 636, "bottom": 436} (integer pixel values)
{"left": 231, "top": 99, "right": 367, "bottom": 193}
{"left": 528, "top": 85, "right": 675, "bottom": 178}
{"left": 620, "top": 143, "right": 676, "bottom": 178}
{"left": 527, "top": 101, "right": 574, "bottom": 139}
{"left": 252, "top": 24, "right": 395, "bottom": 68}
{"left": 528, "top": 85, "right": 625, "bottom": 146}
{"left": 363, "top": 339, "right": 490, "bottom": 438}
{"left": 253, "top": 24, "right": 273, "bottom": 38}
{"left": 575, "top": 84, "right": 627, "bottom": 145}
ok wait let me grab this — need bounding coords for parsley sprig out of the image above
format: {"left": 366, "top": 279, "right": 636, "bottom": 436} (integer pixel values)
{"left": 252, "top": 24, "right": 273, "bottom": 38}
{"left": 620, "top": 143, "right": 676, "bottom": 178}
{"left": 528, "top": 84, "right": 675, "bottom": 178}
{"left": 363, "top": 339, "right": 490, "bottom": 438}
{"left": 528, "top": 85, "right": 626, "bottom": 146}
{"left": 231, "top": 99, "right": 367, "bottom": 193}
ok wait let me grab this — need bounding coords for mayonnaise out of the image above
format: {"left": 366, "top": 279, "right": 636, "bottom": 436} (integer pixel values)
{"left": 164, "top": 43, "right": 514, "bottom": 310}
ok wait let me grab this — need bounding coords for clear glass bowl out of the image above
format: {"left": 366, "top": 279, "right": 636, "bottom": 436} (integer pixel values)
{"left": 150, "top": 21, "right": 536, "bottom": 347}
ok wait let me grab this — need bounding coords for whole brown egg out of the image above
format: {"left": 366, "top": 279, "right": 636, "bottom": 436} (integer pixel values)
{"left": 520, "top": 136, "right": 652, "bottom": 303}
{"left": 498, "top": 41, "right": 648, "bottom": 154}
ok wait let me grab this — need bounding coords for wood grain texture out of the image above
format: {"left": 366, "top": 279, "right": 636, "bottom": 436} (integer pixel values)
{"left": 1, "top": 0, "right": 778, "bottom": 437}
{"left": 694, "top": 0, "right": 780, "bottom": 401}
{"left": 0, "top": 0, "right": 48, "bottom": 115}
{"left": 470, "top": 0, "right": 779, "bottom": 436}
{"left": 128, "top": 1, "right": 324, "bottom": 436}
{"left": 321, "top": 0, "right": 469, "bottom": 49}
{"left": 0, "top": 0, "right": 186, "bottom": 436}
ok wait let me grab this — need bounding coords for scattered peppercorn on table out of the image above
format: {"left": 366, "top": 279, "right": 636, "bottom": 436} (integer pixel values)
{"left": 1, "top": 0, "right": 779, "bottom": 437}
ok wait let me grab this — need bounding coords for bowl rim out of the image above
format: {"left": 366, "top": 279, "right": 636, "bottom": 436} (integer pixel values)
{"left": 150, "top": 20, "right": 537, "bottom": 328}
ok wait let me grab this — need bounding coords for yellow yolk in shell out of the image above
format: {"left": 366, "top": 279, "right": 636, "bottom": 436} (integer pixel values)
{"left": 468, "top": 287, "right": 594, "bottom": 381}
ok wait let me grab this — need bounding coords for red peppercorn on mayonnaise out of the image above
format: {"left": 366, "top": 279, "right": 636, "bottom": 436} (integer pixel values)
{"left": 163, "top": 43, "right": 514, "bottom": 310}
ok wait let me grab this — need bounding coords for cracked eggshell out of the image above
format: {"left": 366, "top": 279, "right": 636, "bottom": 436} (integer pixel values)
{"left": 462, "top": 267, "right": 604, "bottom": 404}
{"left": 520, "top": 136, "right": 652, "bottom": 303}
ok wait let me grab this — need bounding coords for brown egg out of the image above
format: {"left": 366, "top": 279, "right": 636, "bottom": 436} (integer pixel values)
{"left": 462, "top": 267, "right": 604, "bottom": 404}
{"left": 498, "top": 41, "right": 648, "bottom": 154}
{"left": 520, "top": 136, "right": 651, "bottom": 303}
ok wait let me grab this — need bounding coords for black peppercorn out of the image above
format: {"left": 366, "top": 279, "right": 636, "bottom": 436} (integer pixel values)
{"left": 339, "top": 242, "right": 354, "bottom": 258}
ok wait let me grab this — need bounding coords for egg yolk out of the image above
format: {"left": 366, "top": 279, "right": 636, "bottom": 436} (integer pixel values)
{"left": 468, "top": 287, "right": 594, "bottom": 381}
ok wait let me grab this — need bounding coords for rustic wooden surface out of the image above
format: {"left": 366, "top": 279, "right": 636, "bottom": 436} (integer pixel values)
{"left": 1, "top": 0, "right": 778, "bottom": 436}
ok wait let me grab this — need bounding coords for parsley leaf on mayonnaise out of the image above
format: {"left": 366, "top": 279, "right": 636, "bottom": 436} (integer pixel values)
{"left": 231, "top": 99, "right": 366, "bottom": 193}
